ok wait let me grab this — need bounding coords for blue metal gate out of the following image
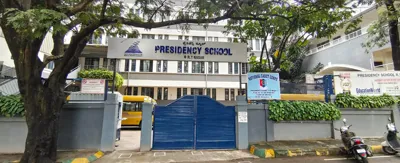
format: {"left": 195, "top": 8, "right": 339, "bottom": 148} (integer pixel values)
{"left": 152, "top": 95, "right": 236, "bottom": 150}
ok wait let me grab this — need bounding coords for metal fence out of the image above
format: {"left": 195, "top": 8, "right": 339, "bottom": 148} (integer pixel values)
{"left": 280, "top": 83, "right": 324, "bottom": 94}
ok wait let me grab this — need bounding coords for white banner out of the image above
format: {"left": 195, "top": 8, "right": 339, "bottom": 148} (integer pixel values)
{"left": 81, "top": 79, "right": 106, "bottom": 94}
{"left": 333, "top": 71, "right": 400, "bottom": 96}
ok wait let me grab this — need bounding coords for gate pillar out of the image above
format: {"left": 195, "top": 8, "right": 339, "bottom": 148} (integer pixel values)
{"left": 235, "top": 96, "right": 248, "bottom": 149}
{"left": 140, "top": 102, "right": 153, "bottom": 152}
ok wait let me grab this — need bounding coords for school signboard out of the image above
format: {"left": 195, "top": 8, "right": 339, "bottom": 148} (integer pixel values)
{"left": 247, "top": 73, "right": 281, "bottom": 100}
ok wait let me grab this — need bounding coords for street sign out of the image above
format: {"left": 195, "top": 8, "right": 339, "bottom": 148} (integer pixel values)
{"left": 81, "top": 79, "right": 106, "bottom": 94}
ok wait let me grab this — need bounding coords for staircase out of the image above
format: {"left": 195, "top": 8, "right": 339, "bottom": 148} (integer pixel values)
{"left": 0, "top": 65, "right": 81, "bottom": 96}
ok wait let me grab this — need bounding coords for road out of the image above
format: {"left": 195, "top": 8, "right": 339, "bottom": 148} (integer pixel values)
{"left": 177, "top": 155, "right": 399, "bottom": 163}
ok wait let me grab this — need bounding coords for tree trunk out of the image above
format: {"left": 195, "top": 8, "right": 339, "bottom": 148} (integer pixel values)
{"left": 385, "top": 0, "right": 400, "bottom": 70}
{"left": 20, "top": 84, "right": 65, "bottom": 163}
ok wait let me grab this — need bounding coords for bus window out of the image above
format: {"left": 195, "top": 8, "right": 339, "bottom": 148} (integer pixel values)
{"left": 123, "top": 102, "right": 142, "bottom": 112}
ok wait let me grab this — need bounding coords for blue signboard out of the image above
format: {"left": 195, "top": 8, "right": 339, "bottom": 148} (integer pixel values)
{"left": 247, "top": 73, "right": 281, "bottom": 100}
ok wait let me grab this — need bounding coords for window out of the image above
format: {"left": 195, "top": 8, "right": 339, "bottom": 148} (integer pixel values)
{"left": 228, "top": 62, "right": 232, "bottom": 74}
{"left": 178, "top": 61, "right": 182, "bottom": 73}
{"left": 230, "top": 89, "right": 235, "bottom": 101}
{"left": 141, "top": 87, "right": 154, "bottom": 98}
{"left": 234, "top": 62, "right": 239, "bottom": 74}
{"left": 163, "top": 60, "right": 168, "bottom": 72}
{"left": 228, "top": 38, "right": 233, "bottom": 42}
{"left": 140, "top": 60, "right": 153, "bottom": 72}
{"left": 88, "top": 35, "right": 102, "bottom": 44}
{"left": 241, "top": 63, "right": 248, "bottom": 74}
{"left": 184, "top": 61, "right": 188, "bottom": 73}
{"left": 156, "top": 60, "right": 162, "bottom": 72}
{"left": 225, "top": 89, "right": 229, "bottom": 101}
{"left": 178, "top": 35, "right": 183, "bottom": 40}
{"left": 47, "top": 61, "right": 55, "bottom": 70}
{"left": 191, "top": 88, "right": 203, "bottom": 95}
{"left": 212, "top": 88, "right": 216, "bottom": 100}
{"left": 124, "top": 59, "right": 130, "bottom": 71}
{"left": 131, "top": 59, "right": 136, "bottom": 72}
{"left": 163, "top": 88, "right": 168, "bottom": 100}
{"left": 192, "top": 61, "right": 204, "bottom": 73}
{"left": 183, "top": 88, "right": 187, "bottom": 96}
{"left": 255, "top": 39, "right": 261, "bottom": 51}
{"left": 206, "top": 88, "right": 211, "bottom": 97}
{"left": 214, "top": 62, "right": 219, "bottom": 74}
{"left": 185, "top": 36, "right": 189, "bottom": 40}
{"left": 177, "top": 88, "right": 182, "bottom": 98}
{"left": 123, "top": 102, "right": 142, "bottom": 112}
{"left": 142, "top": 34, "right": 155, "bottom": 39}
{"left": 208, "top": 62, "right": 213, "bottom": 73}
{"left": 192, "top": 36, "right": 206, "bottom": 41}
{"left": 133, "top": 87, "right": 138, "bottom": 95}
{"left": 84, "top": 58, "right": 99, "bottom": 69}
{"left": 125, "top": 87, "right": 132, "bottom": 95}
{"left": 164, "top": 35, "right": 169, "bottom": 40}
{"left": 208, "top": 37, "right": 212, "bottom": 41}
{"left": 158, "top": 35, "right": 163, "bottom": 39}
{"left": 214, "top": 37, "right": 219, "bottom": 42}
{"left": 157, "top": 88, "right": 162, "bottom": 100}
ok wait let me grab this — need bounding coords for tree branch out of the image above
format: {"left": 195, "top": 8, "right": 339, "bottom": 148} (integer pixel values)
{"left": 67, "top": 0, "right": 95, "bottom": 16}
{"left": 149, "top": 0, "right": 167, "bottom": 22}
{"left": 100, "top": 0, "right": 109, "bottom": 18}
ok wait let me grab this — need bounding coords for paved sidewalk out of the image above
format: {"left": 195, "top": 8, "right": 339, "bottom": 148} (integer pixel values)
{"left": 249, "top": 138, "right": 385, "bottom": 158}
{"left": 0, "top": 151, "right": 100, "bottom": 163}
{"left": 95, "top": 150, "right": 258, "bottom": 163}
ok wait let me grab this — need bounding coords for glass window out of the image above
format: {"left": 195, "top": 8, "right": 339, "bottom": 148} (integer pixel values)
{"left": 206, "top": 88, "right": 211, "bottom": 97}
{"left": 193, "top": 36, "right": 206, "bottom": 41}
{"left": 191, "top": 88, "right": 203, "bottom": 95}
{"left": 184, "top": 61, "right": 188, "bottom": 73}
{"left": 131, "top": 59, "right": 136, "bottom": 72}
{"left": 214, "top": 37, "right": 218, "bottom": 42}
{"left": 214, "top": 62, "right": 219, "bottom": 74}
{"left": 183, "top": 88, "right": 187, "bottom": 96}
{"left": 225, "top": 89, "right": 229, "bottom": 101}
{"left": 163, "top": 88, "right": 168, "bottom": 100}
{"left": 178, "top": 35, "right": 183, "bottom": 40}
{"left": 208, "top": 62, "right": 213, "bottom": 73}
{"left": 185, "top": 36, "right": 189, "bottom": 40}
{"left": 192, "top": 61, "right": 204, "bottom": 73}
{"left": 157, "top": 88, "right": 162, "bottom": 100}
{"left": 255, "top": 39, "right": 261, "bottom": 50}
{"left": 228, "top": 62, "right": 232, "bottom": 74}
{"left": 234, "top": 62, "right": 239, "bottom": 74}
{"left": 178, "top": 61, "right": 182, "bottom": 73}
{"left": 164, "top": 35, "right": 169, "bottom": 40}
{"left": 212, "top": 88, "right": 216, "bottom": 100}
{"left": 140, "top": 60, "right": 153, "bottom": 72}
{"left": 133, "top": 87, "right": 138, "bottom": 95}
{"left": 158, "top": 35, "right": 163, "bottom": 39}
{"left": 142, "top": 34, "right": 155, "bottom": 39}
{"left": 208, "top": 37, "right": 212, "bottom": 41}
{"left": 124, "top": 59, "right": 130, "bottom": 71}
{"left": 163, "top": 60, "right": 168, "bottom": 72}
{"left": 177, "top": 88, "right": 182, "bottom": 98}
{"left": 241, "top": 63, "right": 248, "bottom": 74}
{"left": 141, "top": 87, "right": 154, "bottom": 98}
{"left": 156, "top": 60, "right": 162, "bottom": 72}
{"left": 125, "top": 87, "right": 132, "bottom": 95}
{"left": 228, "top": 38, "right": 233, "bottom": 42}
{"left": 123, "top": 102, "right": 142, "bottom": 112}
{"left": 230, "top": 89, "right": 235, "bottom": 101}
{"left": 84, "top": 58, "right": 99, "bottom": 69}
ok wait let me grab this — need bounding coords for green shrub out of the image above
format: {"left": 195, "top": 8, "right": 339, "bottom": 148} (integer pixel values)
{"left": 335, "top": 93, "right": 397, "bottom": 109}
{"left": 0, "top": 95, "right": 25, "bottom": 117}
{"left": 268, "top": 101, "right": 341, "bottom": 122}
{"left": 78, "top": 69, "right": 124, "bottom": 89}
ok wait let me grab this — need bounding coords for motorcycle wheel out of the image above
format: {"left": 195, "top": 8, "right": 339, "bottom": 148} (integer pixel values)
{"left": 382, "top": 146, "right": 398, "bottom": 155}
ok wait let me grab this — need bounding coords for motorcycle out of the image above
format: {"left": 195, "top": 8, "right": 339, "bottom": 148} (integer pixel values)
{"left": 335, "top": 119, "right": 372, "bottom": 163}
{"left": 381, "top": 117, "right": 400, "bottom": 155}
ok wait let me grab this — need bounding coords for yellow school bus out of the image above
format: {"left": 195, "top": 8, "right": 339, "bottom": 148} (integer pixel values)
{"left": 122, "top": 95, "right": 156, "bottom": 127}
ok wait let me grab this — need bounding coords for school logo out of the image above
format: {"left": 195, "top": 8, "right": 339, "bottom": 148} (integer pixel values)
{"left": 259, "top": 78, "right": 268, "bottom": 90}
{"left": 124, "top": 41, "right": 143, "bottom": 57}
{"left": 340, "top": 77, "right": 352, "bottom": 93}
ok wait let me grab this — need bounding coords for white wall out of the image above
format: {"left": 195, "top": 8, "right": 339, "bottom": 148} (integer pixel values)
{"left": 167, "top": 61, "right": 177, "bottom": 73}
{"left": 0, "top": 36, "right": 14, "bottom": 67}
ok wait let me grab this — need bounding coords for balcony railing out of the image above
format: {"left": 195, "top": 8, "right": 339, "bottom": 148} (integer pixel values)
{"left": 374, "top": 63, "right": 394, "bottom": 71}
{"left": 307, "top": 26, "right": 369, "bottom": 56}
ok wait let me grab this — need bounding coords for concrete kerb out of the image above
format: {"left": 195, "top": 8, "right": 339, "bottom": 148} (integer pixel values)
{"left": 248, "top": 145, "right": 383, "bottom": 158}
{"left": 62, "top": 151, "right": 105, "bottom": 163}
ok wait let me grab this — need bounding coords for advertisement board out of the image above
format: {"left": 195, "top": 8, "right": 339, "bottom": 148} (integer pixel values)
{"left": 247, "top": 73, "right": 281, "bottom": 100}
{"left": 81, "top": 79, "right": 106, "bottom": 94}
{"left": 333, "top": 71, "right": 400, "bottom": 96}
{"left": 107, "top": 38, "right": 247, "bottom": 62}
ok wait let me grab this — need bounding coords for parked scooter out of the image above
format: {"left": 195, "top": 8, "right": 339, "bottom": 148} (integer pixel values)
{"left": 335, "top": 119, "right": 372, "bottom": 163}
{"left": 381, "top": 117, "right": 400, "bottom": 155}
